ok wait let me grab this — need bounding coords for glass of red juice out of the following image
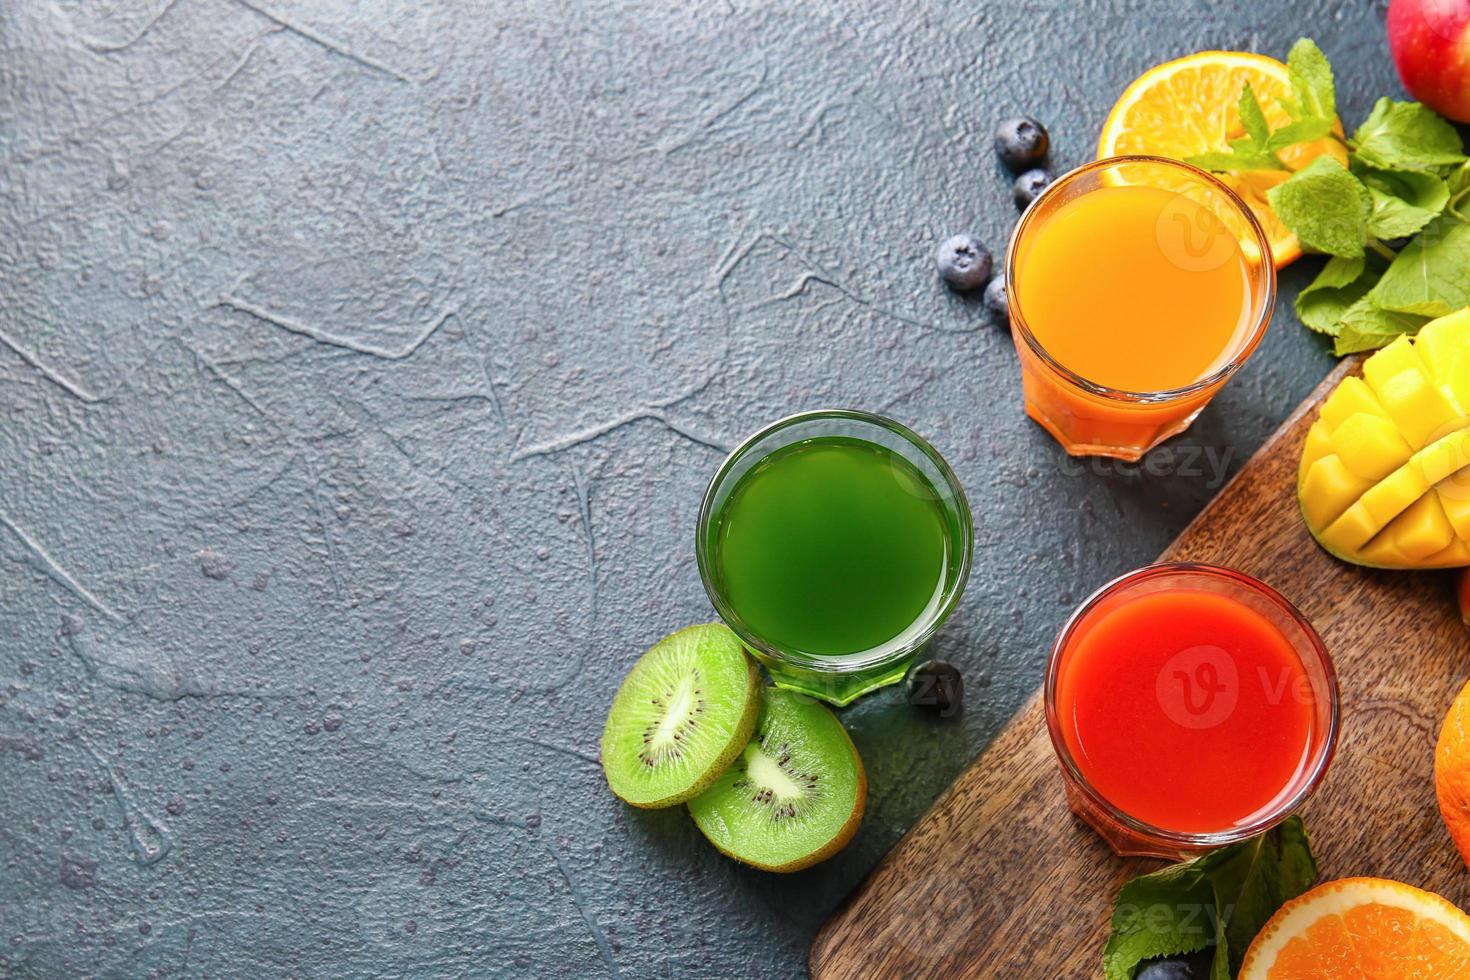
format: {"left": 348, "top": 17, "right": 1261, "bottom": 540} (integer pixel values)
{"left": 1045, "top": 563, "right": 1339, "bottom": 859}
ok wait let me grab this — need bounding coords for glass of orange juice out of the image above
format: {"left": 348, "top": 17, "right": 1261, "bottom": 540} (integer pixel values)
{"left": 1006, "top": 156, "right": 1276, "bottom": 461}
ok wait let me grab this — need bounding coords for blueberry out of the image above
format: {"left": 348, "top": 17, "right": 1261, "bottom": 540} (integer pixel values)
{"left": 1013, "top": 169, "right": 1052, "bottom": 210}
{"left": 906, "top": 661, "right": 963, "bottom": 717}
{"left": 1135, "top": 950, "right": 1213, "bottom": 980}
{"left": 982, "top": 276, "right": 1008, "bottom": 321}
{"left": 994, "top": 116, "right": 1050, "bottom": 171}
{"left": 934, "top": 234, "right": 992, "bottom": 291}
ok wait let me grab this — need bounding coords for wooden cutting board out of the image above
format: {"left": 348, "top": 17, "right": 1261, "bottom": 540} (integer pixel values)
{"left": 810, "top": 359, "right": 1470, "bottom": 979}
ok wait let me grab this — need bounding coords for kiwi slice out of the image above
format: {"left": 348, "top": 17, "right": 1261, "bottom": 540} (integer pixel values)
{"left": 687, "top": 687, "right": 866, "bottom": 872}
{"left": 600, "top": 623, "right": 760, "bottom": 808}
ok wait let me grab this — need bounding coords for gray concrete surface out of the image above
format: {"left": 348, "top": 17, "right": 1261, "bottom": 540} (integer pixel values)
{"left": 1, "top": 1, "right": 1399, "bottom": 976}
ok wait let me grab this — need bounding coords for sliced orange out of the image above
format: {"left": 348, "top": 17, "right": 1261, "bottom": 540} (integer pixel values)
{"left": 1239, "top": 877, "right": 1470, "bottom": 979}
{"left": 1438, "top": 675, "right": 1470, "bottom": 869}
{"left": 1097, "top": 51, "right": 1348, "bottom": 268}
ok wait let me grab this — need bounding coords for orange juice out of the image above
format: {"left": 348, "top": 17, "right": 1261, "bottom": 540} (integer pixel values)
{"left": 1007, "top": 157, "right": 1274, "bottom": 460}
{"left": 1016, "top": 185, "right": 1251, "bottom": 393}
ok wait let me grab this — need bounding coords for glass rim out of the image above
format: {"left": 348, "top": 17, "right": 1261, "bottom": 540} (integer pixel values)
{"left": 695, "top": 408, "right": 974, "bottom": 674}
{"left": 1005, "top": 154, "right": 1278, "bottom": 404}
{"left": 1043, "top": 561, "right": 1340, "bottom": 850}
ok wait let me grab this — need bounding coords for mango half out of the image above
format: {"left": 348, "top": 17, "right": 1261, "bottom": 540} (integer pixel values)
{"left": 1299, "top": 309, "right": 1470, "bottom": 569}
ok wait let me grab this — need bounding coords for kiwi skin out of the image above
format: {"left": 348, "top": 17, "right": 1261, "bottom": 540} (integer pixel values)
{"left": 693, "top": 707, "right": 868, "bottom": 873}
{"left": 601, "top": 625, "right": 762, "bottom": 809}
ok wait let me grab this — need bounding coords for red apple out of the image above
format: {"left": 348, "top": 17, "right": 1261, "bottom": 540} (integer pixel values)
{"left": 1388, "top": 0, "right": 1470, "bottom": 123}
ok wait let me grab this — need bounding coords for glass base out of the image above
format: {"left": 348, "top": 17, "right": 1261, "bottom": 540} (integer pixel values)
{"left": 1024, "top": 399, "right": 1203, "bottom": 463}
{"left": 1060, "top": 775, "right": 1194, "bottom": 860}
{"left": 746, "top": 646, "right": 917, "bottom": 707}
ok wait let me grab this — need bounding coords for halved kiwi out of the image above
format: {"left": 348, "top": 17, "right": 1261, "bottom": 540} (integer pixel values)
{"left": 600, "top": 623, "right": 760, "bottom": 808}
{"left": 687, "top": 687, "right": 866, "bottom": 872}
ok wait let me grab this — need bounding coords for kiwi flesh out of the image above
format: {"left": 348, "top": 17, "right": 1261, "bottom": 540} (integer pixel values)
{"left": 687, "top": 686, "right": 866, "bottom": 872}
{"left": 600, "top": 623, "right": 760, "bottom": 808}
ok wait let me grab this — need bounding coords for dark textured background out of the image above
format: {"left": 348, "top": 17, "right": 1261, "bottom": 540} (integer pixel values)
{"left": 0, "top": 1, "right": 1403, "bottom": 977}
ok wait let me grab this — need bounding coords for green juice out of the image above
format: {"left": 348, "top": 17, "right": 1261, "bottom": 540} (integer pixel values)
{"left": 710, "top": 436, "right": 952, "bottom": 656}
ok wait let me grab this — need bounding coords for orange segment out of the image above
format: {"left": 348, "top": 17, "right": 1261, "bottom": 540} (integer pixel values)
{"left": 1097, "top": 51, "right": 1348, "bottom": 269}
{"left": 1438, "top": 675, "right": 1470, "bottom": 870}
{"left": 1240, "top": 877, "right": 1470, "bottom": 979}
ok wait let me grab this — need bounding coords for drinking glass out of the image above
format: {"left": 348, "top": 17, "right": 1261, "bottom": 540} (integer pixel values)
{"left": 697, "top": 410, "right": 972, "bottom": 706}
{"left": 1006, "top": 156, "right": 1276, "bottom": 461}
{"left": 1044, "top": 562, "right": 1339, "bottom": 859}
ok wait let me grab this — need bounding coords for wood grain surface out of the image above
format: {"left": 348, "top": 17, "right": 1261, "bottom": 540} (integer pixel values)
{"left": 810, "top": 358, "right": 1470, "bottom": 978}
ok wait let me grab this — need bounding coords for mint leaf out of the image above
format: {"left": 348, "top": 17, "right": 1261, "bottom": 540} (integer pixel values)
{"left": 1267, "top": 157, "right": 1372, "bottom": 257}
{"left": 1296, "top": 255, "right": 1375, "bottom": 335}
{"left": 1102, "top": 867, "right": 1215, "bottom": 980}
{"left": 1335, "top": 296, "right": 1430, "bottom": 354}
{"left": 1186, "top": 147, "right": 1286, "bottom": 173}
{"left": 1448, "top": 162, "right": 1470, "bottom": 218}
{"left": 1239, "top": 82, "right": 1270, "bottom": 148}
{"left": 1273, "top": 40, "right": 1469, "bottom": 358}
{"left": 1194, "top": 817, "right": 1318, "bottom": 977}
{"left": 1266, "top": 116, "right": 1335, "bottom": 152}
{"left": 1352, "top": 98, "right": 1467, "bottom": 173}
{"left": 1186, "top": 134, "right": 1285, "bottom": 175}
{"left": 1101, "top": 818, "right": 1318, "bottom": 980}
{"left": 1368, "top": 212, "right": 1470, "bottom": 316}
{"left": 1449, "top": 161, "right": 1470, "bottom": 196}
{"left": 1358, "top": 166, "right": 1450, "bottom": 239}
{"left": 1286, "top": 38, "right": 1335, "bottom": 122}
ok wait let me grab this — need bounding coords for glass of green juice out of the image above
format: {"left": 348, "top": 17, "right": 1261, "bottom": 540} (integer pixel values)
{"left": 696, "top": 410, "right": 973, "bottom": 706}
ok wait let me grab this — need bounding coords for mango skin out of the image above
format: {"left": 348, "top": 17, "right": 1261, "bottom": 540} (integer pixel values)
{"left": 1298, "top": 309, "right": 1470, "bottom": 569}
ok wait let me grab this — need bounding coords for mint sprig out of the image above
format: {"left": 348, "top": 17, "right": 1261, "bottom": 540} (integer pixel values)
{"left": 1266, "top": 157, "right": 1371, "bottom": 258}
{"left": 1283, "top": 36, "right": 1335, "bottom": 122}
{"left": 1102, "top": 817, "right": 1318, "bottom": 980}
{"left": 1186, "top": 88, "right": 1286, "bottom": 174}
{"left": 1358, "top": 165, "right": 1449, "bottom": 240}
{"left": 1295, "top": 254, "right": 1378, "bottom": 334}
{"left": 1186, "top": 38, "right": 1470, "bottom": 355}
{"left": 1352, "top": 98, "right": 1467, "bottom": 172}
{"left": 1368, "top": 213, "right": 1470, "bottom": 318}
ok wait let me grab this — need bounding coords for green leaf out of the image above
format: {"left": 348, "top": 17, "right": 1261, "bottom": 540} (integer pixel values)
{"left": 1267, "top": 156, "right": 1372, "bottom": 257}
{"left": 1101, "top": 818, "right": 1318, "bottom": 980}
{"left": 1185, "top": 151, "right": 1285, "bottom": 173}
{"left": 1447, "top": 161, "right": 1470, "bottom": 218}
{"left": 1358, "top": 166, "right": 1450, "bottom": 239}
{"left": 1185, "top": 139, "right": 1286, "bottom": 175}
{"left": 1239, "top": 82, "right": 1270, "bottom": 148}
{"left": 1295, "top": 255, "right": 1374, "bottom": 335}
{"left": 1102, "top": 868, "right": 1214, "bottom": 980}
{"left": 1448, "top": 160, "right": 1470, "bottom": 197}
{"left": 1352, "top": 98, "right": 1468, "bottom": 173}
{"left": 1196, "top": 817, "right": 1318, "bottom": 977}
{"left": 1265, "top": 116, "right": 1335, "bottom": 152}
{"left": 1334, "top": 296, "right": 1430, "bottom": 354}
{"left": 1286, "top": 38, "right": 1336, "bottom": 122}
{"left": 1368, "top": 212, "right": 1470, "bottom": 316}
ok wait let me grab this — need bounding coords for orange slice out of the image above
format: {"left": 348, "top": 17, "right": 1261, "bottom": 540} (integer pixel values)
{"left": 1438, "top": 675, "right": 1470, "bottom": 870}
{"left": 1097, "top": 51, "right": 1348, "bottom": 268}
{"left": 1239, "top": 877, "right": 1470, "bottom": 978}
